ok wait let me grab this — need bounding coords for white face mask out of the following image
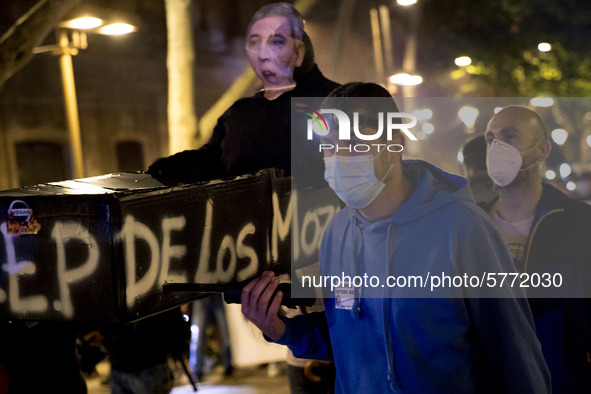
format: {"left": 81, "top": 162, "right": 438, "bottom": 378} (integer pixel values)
{"left": 486, "top": 139, "right": 539, "bottom": 187}
{"left": 324, "top": 153, "right": 386, "bottom": 209}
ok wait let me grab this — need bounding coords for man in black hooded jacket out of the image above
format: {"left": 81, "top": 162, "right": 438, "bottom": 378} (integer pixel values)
{"left": 148, "top": 27, "right": 338, "bottom": 185}
{"left": 148, "top": 4, "right": 339, "bottom": 392}
{"left": 482, "top": 105, "right": 591, "bottom": 393}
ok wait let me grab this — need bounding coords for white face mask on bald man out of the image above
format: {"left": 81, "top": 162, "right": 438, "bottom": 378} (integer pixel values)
{"left": 486, "top": 139, "right": 541, "bottom": 187}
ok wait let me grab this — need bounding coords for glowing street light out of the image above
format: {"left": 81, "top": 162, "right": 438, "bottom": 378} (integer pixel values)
{"left": 538, "top": 42, "right": 552, "bottom": 52}
{"left": 454, "top": 56, "right": 472, "bottom": 67}
{"left": 100, "top": 23, "right": 136, "bottom": 36}
{"left": 397, "top": 0, "right": 418, "bottom": 5}
{"left": 389, "top": 73, "right": 423, "bottom": 85}
{"left": 61, "top": 16, "right": 103, "bottom": 30}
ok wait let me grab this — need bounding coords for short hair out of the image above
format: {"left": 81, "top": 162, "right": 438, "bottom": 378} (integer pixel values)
{"left": 323, "top": 82, "right": 399, "bottom": 112}
{"left": 247, "top": 2, "right": 304, "bottom": 41}
{"left": 326, "top": 82, "right": 394, "bottom": 100}
{"left": 322, "top": 82, "right": 401, "bottom": 140}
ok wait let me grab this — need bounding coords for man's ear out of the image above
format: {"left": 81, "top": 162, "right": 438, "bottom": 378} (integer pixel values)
{"left": 540, "top": 139, "right": 552, "bottom": 161}
{"left": 294, "top": 41, "right": 305, "bottom": 68}
{"left": 388, "top": 133, "right": 406, "bottom": 164}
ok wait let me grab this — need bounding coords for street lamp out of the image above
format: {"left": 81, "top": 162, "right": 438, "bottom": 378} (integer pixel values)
{"left": 33, "top": 15, "right": 135, "bottom": 179}
{"left": 370, "top": 1, "right": 421, "bottom": 92}
{"left": 397, "top": 0, "right": 418, "bottom": 6}
{"left": 61, "top": 14, "right": 136, "bottom": 35}
{"left": 61, "top": 16, "right": 103, "bottom": 30}
{"left": 395, "top": 0, "right": 420, "bottom": 98}
{"left": 99, "top": 23, "right": 136, "bottom": 36}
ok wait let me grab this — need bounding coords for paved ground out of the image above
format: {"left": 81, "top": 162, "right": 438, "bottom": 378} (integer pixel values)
{"left": 86, "top": 361, "right": 290, "bottom": 394}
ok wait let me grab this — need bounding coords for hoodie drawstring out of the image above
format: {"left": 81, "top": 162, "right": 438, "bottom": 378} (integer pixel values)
{"left": 384, "top": 223, "right": 401, "bottom": 391}
{"left": 350, "top": 216, "right": 401, "bottom": 391}
{"left": 350, "top": 215, "right": 363, "bottom": 319}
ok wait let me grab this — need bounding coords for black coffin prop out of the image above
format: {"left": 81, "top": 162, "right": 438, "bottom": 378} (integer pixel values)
{"left": 0, "top": 170, "right": 340, "bottom": 323}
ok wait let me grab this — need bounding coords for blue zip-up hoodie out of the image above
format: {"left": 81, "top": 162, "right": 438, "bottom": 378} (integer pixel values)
{"left": 277, "top": 160, "right": 550, "bottom": 393}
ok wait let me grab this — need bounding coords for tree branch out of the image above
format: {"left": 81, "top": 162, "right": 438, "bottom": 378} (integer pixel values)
{"left": 0, "top": 0, "right": 79, "bottom": 88}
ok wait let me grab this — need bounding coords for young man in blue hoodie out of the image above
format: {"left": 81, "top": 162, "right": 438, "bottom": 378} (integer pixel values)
{"left": 242, "top": 83, "right": 550, "bottom": 393}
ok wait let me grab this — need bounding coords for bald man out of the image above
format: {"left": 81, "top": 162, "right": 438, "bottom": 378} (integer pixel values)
{"left": 483, "top": 106, "right": 591, "bottom": 393}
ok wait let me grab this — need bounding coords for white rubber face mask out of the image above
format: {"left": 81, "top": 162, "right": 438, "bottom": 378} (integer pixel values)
{"left": 245, "top": 16, "right": 300, "bottom": 92}
{"left": 323, "top": 153, "right": 386, "bottom": 209}
{"left": 486, "top": 139, "right": 539, "bottom": 187}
